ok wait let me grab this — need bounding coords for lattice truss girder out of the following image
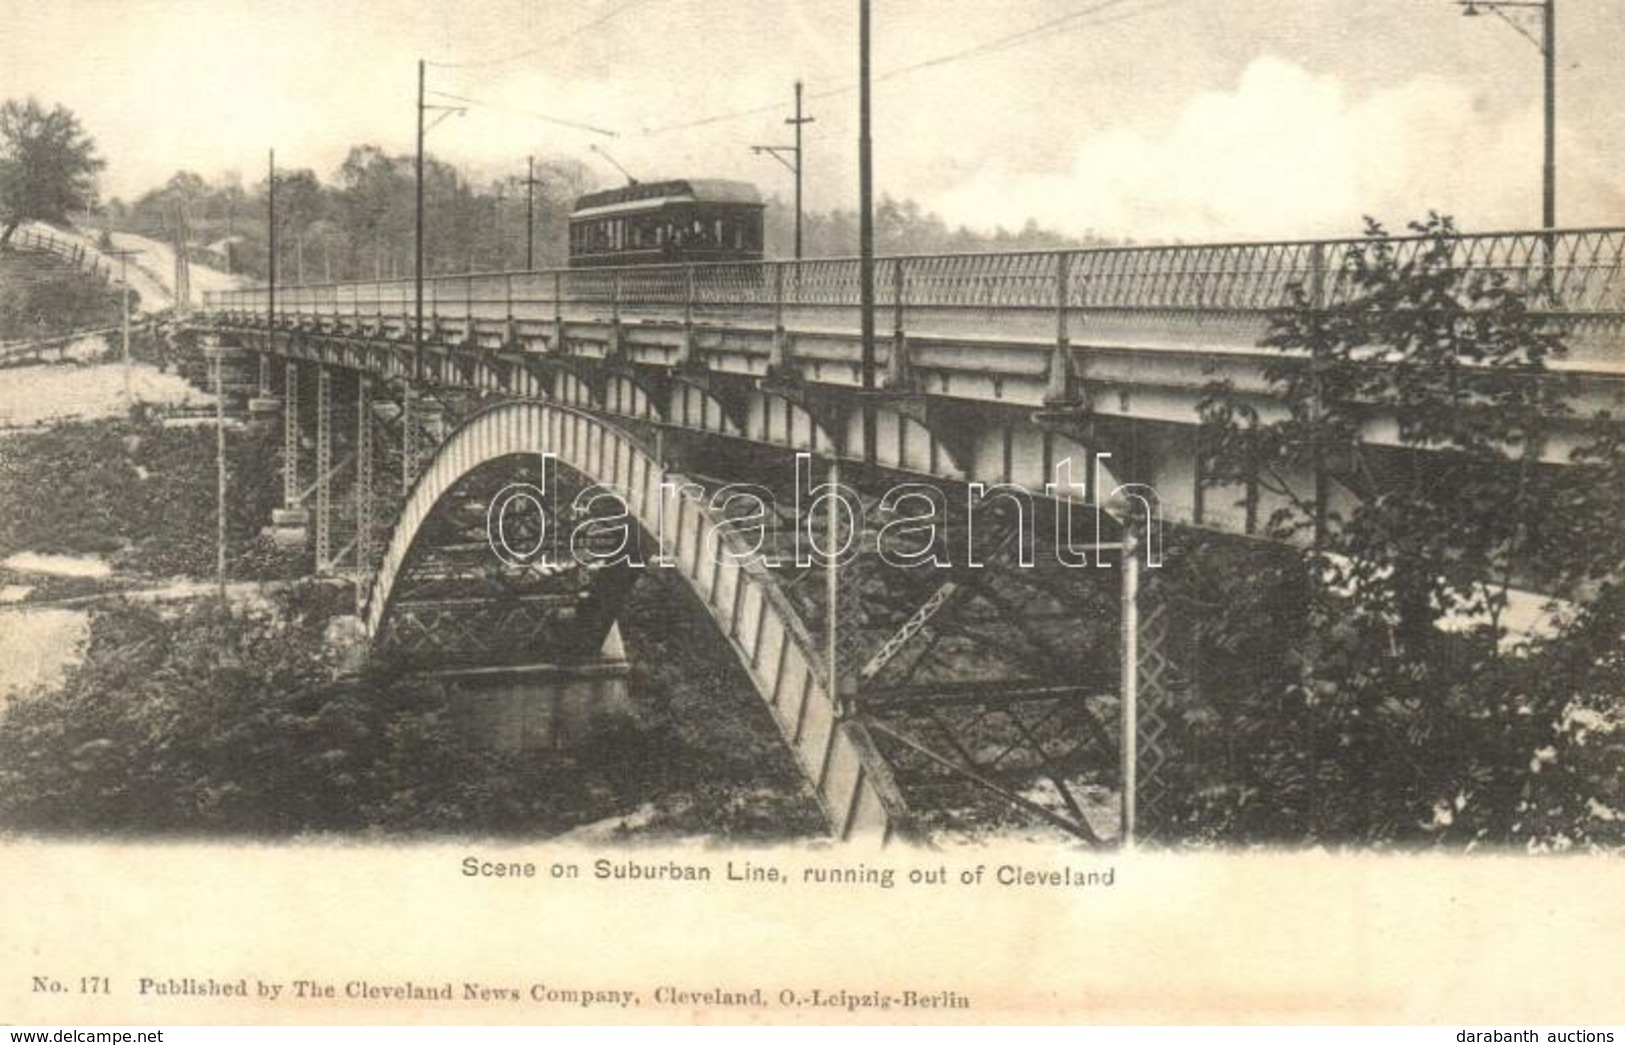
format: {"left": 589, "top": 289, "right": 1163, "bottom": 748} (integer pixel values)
{"left": 276, "top": 365, "right": 388, "bottom": 575}
{"left": 1128, "top": 568, "right": 1183, "bottom": 825}
{"left": 384, "top": 380, "right": 484, "bottom": 492}
{"left": 342, "top": 378, "right": 491, "bottom": 584}
{"left": 376, "top": 455, "right": 640, "bottom": 671}
{"left": 684, "top": 438, "right": 1138, "bottom": 844}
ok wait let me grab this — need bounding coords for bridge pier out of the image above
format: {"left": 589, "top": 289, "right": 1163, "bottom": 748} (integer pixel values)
{"left": 247, "top": 352, "right": 282, "bottom": 419}
{"left": 434, "top": 624, "right": 635, "bottom": 752}
{"left": 270, "top": 360, "right": 309, "bottom": 547}
{"left": 314, "top": 365, "right": 333, "bottom": 570}
{"left": 198, "top": 342, "right": 257, "bottom": 394}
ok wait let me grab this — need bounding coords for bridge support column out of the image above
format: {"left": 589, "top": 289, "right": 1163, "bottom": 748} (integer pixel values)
{"left": 1125, "top": 546, "right": 1192, "bottom": 844}
{"left": 355, "top": 373, "right": 373, "bottom": 588}
{"left": 269, "top": 361, "right": 308, "bottom": 547}
{"left": 437, "top": 624, "right": 635, "bottom": 752}
{"left": 401, "top": 382, "right": 417, "bottom": 494}
{"left": 247, "top": 351, "right": 283, "bottom": 421}
{"left": 314, "top": 366, "right": 333, "bottom": 571}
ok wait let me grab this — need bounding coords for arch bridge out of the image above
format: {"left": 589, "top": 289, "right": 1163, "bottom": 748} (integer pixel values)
{"left": 190, "top": 226, "right": 1625, "bottom": 845}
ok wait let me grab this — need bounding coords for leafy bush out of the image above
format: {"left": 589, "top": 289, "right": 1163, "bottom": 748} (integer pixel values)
{"left": 1161, "top": 216, "right": 1625, "bottom": 850}
{"left": 0, "top": 576, "right": 827, "bottom": 840}
{"left": 0, "top": 417, "right": 294, "bottom": 579}
{"left": 0, "top": 254, "right": 124, "bottom": 340}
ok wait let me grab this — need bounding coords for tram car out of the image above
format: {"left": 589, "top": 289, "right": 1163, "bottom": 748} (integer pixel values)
{"left": 567, "top": 178, "right": 766, "bottom": 268}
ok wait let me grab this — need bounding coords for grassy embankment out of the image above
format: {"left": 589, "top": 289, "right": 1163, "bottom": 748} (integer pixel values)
{"left": 0, "top": 412, "right": 825, "bottom": 841}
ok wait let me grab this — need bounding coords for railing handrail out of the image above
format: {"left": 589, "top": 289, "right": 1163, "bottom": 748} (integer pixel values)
{"left": 205, "top": 225, "right": 1625, "bottom": 298}
{"left": 203, "top": 225, "right": 1625, "bottom": 317}
{"left": 5, "top": 226, "right": 110, "bottom": 281}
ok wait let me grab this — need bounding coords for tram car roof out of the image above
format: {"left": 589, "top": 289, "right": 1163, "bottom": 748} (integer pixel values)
{"left": 570, "top": 179, "right": 765, "bottom": 219}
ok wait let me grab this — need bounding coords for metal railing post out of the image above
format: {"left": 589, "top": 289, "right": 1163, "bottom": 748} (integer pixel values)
{"left": 681, "top": 264, "right": 696, "bottom": 366}
{"left": 887, "top": 258, "right": 910, "bottom": 389}
{"left": 552, "top": 269, "right": 566, "bottom": 356}
{"left": 503, "top": 272, "right": 517, "bottom": 350}
{"left": 768, "top": 261, "right": 790, "bottom": 375}
{"left": 611, "top": 268, "right": 622, "bottom": 332}
{"left": 1044, "top": 253, "right": 1078, "bottom": 407}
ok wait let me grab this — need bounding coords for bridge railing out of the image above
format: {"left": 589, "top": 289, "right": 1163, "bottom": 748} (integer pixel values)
{"left": 4, "top": 227, "right": 109, "bottom": 280}
{"left": 203, "top": 226, "right": 1625, "bottom": 328}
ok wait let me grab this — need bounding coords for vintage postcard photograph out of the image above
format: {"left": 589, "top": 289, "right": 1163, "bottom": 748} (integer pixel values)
{"left": 1, "top": 0, "right": 1622, "bottom": 1028}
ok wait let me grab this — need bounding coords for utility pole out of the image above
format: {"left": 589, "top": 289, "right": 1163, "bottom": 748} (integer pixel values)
{"left": 1457, "top": 0, "right": 1556, "bottom": 230}
{"left": 493, "top": 183, "right": 506, "bottom": 271}
{"left": 413, "top": 61, "right": 465, "bottom": 375}
{"left": 752, "top": 81, "right": 815, "bottom": 260}
{"left": 106, "top": 248, "right": 141, "bottom": 402}
{"left": 172, "top": 202, "right": 192, "bottom": 319}
{"left": 1543, "top": 0, "right": 1555, "bottom": 231}
{"left": 268, "top": 149, "right": 277, "bottom": 328}
{"left": 522, "top": 155, "right": 541, "bottom": 270}
{"left": 415, "top": 59, "right": 425, "bottom": 382}
{"left": 790, "top": 81, "right": 812, "bottom": 261}
{"left": 858, "top": 0, "right": 877, "bottom": 456}
{"left": 214, "top": 331, "right": 228, "bottom": 603}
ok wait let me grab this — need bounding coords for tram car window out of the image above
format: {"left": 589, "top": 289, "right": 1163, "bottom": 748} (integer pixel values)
{"left": 567, "top": 178, "right": 765, "bottom": 268}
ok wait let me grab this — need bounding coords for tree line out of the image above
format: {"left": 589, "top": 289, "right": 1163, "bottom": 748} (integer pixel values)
{"left": 102, "top": 158, "right": 1128, "bottom": 284}
{"left": 4, "top": 93, "right": 1129, "bottom": 284}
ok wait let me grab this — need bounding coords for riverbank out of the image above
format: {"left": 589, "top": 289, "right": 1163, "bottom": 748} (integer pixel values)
{"left": 0, "top": 367, "right": 828, "bottom": 844}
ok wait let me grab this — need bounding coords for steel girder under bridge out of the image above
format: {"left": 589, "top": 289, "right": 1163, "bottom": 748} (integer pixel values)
{"left": 198, "top": 326, "right": 1176, "bottom": 844}
{"left": 359, "top": 400, "right": 1172, "bottom": 845}
{"left": 192, "top": 226, "right": 1625, "bottom": 841}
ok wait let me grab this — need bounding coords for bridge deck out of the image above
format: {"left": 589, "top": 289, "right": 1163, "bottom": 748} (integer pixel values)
{"left": 208, "top": 226, "right": 1625, "bottom": 364}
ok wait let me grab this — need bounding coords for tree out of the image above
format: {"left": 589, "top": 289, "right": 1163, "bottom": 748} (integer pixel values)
{"left": 0, "top": 97, "right": 104, "bottom": 244}
{"left": 334, "top": 145, "right": 412, "bottom": 279}
{"left": 272, "top": 167, "right": 325, "bottom": 283}
{"left": 1175, "top": 214, "right": 1625, "bottom": 849}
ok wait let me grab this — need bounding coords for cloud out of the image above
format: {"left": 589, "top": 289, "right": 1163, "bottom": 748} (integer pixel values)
{"left": 931, "top": 55, "right": 1620, "bottom": 242}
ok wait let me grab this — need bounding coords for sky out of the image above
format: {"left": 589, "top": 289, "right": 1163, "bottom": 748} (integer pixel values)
{"left": 3, "top": 0, "right": 1622, "bottom": 242}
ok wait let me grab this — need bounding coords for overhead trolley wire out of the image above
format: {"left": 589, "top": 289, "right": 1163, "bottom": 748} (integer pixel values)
{"left": 425, "top": 0, "right": 673, "bottom": 69}
{"left": 425, "top": 89, "right": 621, "bottom": 137}
{"left": 640, "top": 0, "right": 1187, "bottom": 136}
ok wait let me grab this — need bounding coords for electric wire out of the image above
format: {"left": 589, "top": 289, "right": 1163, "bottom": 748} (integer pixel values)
{"left": 424, "top": 0, "right": 673, "bottom": 70}
{"left": 641, "top": 0, "right": 1188, "bottom": 136}
{"left": 426, "top": 90, "right": 620, "bottom": 137}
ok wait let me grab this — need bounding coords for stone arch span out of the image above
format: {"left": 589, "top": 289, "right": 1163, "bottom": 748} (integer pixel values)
{"left": 363, "top": 400, "right": 908, "bottom": 843}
